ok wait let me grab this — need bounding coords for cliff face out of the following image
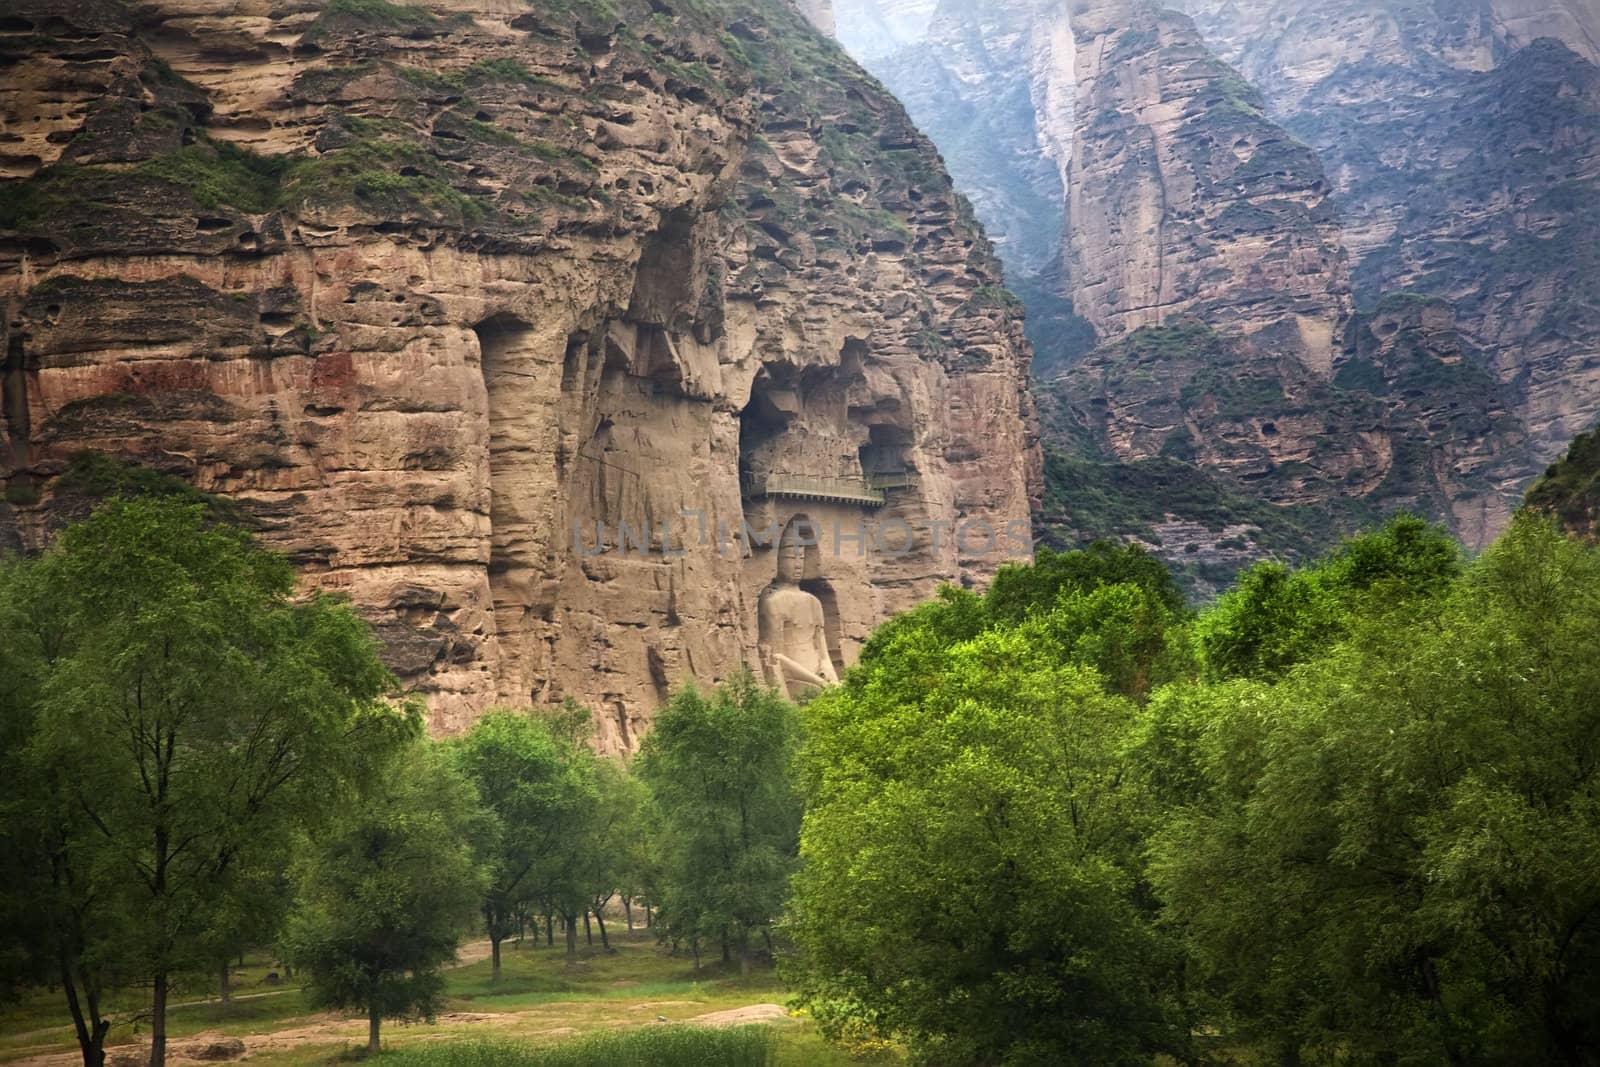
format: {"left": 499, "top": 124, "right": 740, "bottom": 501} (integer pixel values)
{"left": 1041, "top": 0, "right": 1467, "bottom": 592}
{"left": 833, "top": 0, "right": 1092, "bottom": 375}
{"left": 1175, "top": 0, "right": 1600, "bottom": 461}
{"left": 0, "top": 0, "right": 1038, "bottom": 742}
{"left": 1064, "top": 0, "right": 1350, "bottom": 373}
{"left": 833, "top": 0, "right": 939, "bottom": 60}
{"left": 832, "top": 0, "right": 1596, "bottom": 589}
{"left": 1526, "top": 421, "right": 1600, "bottom": 540}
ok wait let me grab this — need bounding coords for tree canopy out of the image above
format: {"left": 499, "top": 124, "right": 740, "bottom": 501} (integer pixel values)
{"left": 0, "top": 497, "right": 407, "bottom": 1067}
{"left": 785, "top": 514, "right": 1600, "bottom": 1065}
{"left": 285, "top": 738, "right": 488, "bottom": 1053}
{"left": 635, "top": 673, "right": 801, "bottom": 974}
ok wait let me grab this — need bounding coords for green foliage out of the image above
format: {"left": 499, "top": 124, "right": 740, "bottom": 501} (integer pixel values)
{"left": 1197, "top": 514, "right": 1461, "bottom": 680}
{"left": 53, "top": 450, "right": 250, "bottom": 524}
{"left": 636, "top": 674, "right": 801, "bottom": 970}
{"left": 787, "top": 626, "right": 1189, "bottom": 1065}
{"left": 454, "top": 704, "right": 624, "bottom": 964}
{"left": 1525, "top": 419, "right": 1600, "bottom": 535}
{"left": 453, "top": 710, "right": 585, "bottom": 972}
{"left": 282, "top": 138, "right": 484, "bottom": 223}
{"left": 1152, "top": 514, "right": 1600, "bottom": 1063}
{"left": 303, "top": 0, "right": 441, "bottom": 39}
{"left": 987, "top": 540, "right": 1186, "bottom": 622}
{"left": 375, "top": 1028, "right": 777, "bottom": 1067}
{"left": 284, "top": 739, "right": 488, "bottom": 1051}
{"left": 134, "top": 142, "right": 291, "bottom": 212}
{"left": 0, "top": 496, "right": 408, "bottom": 1066}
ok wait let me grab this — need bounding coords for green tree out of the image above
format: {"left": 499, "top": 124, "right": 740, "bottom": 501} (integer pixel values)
{"left": 517, "top": 706, "right": 609, "bottom": 964}
{"left": 786, "top": 628, "right": 1187, "bottom": 1065}
{"left": 636, "top": 674, "right": 801, "bottom": 974}
{"left": 1, "top": 497, "right": 403, "bottom": 1067}
{"left": 1197, "top": 514, "right": 1460, "bottom": 680}
{"left": 454, "top": 710, "right": 577, "bottom": 979}
{"left": 284, "top": 739, "right": 488, "bottom": 1054}
{"left": 1153, "top": 514, "right": 1600, "bottom": 1063}
{"left": 986, "top": 540, "right": 1187, "bottom": 625}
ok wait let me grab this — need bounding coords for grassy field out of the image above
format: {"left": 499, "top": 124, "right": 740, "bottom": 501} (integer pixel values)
{"left": 0, "top": 930, "right": 893, "bottom": 1066}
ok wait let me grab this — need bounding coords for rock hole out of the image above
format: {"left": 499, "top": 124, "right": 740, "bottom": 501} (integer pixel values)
{"left": 260, "top": 311, "right": 295, "bottom": 328}
{"left": 560, "top": 333, "right": 586, "bottom": 393}
{"left": 196, "top": 216, "right": 232, "bottom": 232}
{"left": 3, "top": 332, "right": 30, "bottom": 466}
{"left": 1260, "top": 421, "right": 1278, "bottom": 437}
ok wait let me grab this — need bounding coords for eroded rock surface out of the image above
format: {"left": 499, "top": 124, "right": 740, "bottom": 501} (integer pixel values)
{"left": 0, "top": 0, "right": 1038, "bottom": 742}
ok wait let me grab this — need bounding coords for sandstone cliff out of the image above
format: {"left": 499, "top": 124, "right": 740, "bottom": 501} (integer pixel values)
{"left": 0, "top": 0, "right": 1039, "bottom": 743}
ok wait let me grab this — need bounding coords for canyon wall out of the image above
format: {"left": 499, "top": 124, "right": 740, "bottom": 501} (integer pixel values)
{"left": 0, "top": 0, "right": 1038, "bottom": 743}
{"left": 838, "top": 0, "right": 1600, "bottom": 591}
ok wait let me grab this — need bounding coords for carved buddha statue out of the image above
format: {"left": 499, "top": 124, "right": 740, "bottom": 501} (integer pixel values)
{"left": 758, "top": 526, "right": 839, "bottom": 699}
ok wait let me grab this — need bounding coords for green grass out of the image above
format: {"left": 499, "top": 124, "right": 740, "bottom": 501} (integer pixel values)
{"left": 0, "top": 951, "right": 310, "bottom": 1060}
{"left": 303, "top": 0, "right": 441, "bottom": 39}
{"left": 378, "top": 1028, "right": 775, "bottom": 1067}
{"left": 1, "top": 932, "right": 898, "bottom": 1067}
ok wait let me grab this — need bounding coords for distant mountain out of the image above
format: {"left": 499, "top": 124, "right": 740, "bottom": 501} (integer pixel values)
{"left": 837, "top": 0, "right": 1600, "bottom": 593}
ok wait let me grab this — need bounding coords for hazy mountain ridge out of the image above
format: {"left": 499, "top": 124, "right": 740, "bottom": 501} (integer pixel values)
{"left": 836, "top": 0, "right": 1600, "bottom": 590}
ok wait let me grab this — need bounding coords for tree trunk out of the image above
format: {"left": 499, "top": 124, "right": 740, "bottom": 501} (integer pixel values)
{"left": 739, "top": 931, "right": 751, "bottom": 977}
{"left": 545, "top": 912, "right": 554, "bottom": 947}
{"left": 367, "top": 1004, "right": 381, "bottom": 1054}
{"left": 646, "top": 903, "right": 652, "bottom": 928}
{"left": 218, "top": 963, "right": 230, "bottom": 1004}
{"left": 691, "top": 940, "right": 700, "bottom": 974}
{"left": 61, "top": 958, "right": 108, "bottom": 1067}
{"left": 583, "top": 910, "right": 592, "bottom": 946}
{"left": 491, "top": 935, "right": 502, "bottom": 981}
{"left": 595, "top": 909, "right": 610, "bottom": 951}
{"left": 564, "top": 914, "right": 577, "bottom": 964}
{"left": 150, "top": 970, "right": 168, "bottom": 1067}
{"left": 622, "top": 897, "right": 633, "bottom": 930}
{"left": 721, "top": 934, "right": 731, "bottom": 964}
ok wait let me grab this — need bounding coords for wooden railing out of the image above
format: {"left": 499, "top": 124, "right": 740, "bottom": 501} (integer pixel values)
{"left": 741, "top": 472, "right": 919, "bottom": 506}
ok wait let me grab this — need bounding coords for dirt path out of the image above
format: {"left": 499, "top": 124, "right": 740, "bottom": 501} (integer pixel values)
{"left": 11, "top": 996, "right": 794, "bottom": 1066}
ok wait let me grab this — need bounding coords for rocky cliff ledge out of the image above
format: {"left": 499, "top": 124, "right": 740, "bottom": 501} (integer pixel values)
{"left": 0, "top": 0, "right": 1039, "bottom": 743}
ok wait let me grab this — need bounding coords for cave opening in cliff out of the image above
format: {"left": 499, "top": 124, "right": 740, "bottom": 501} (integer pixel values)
{"left": 739, "top": 368, "right": 799, "bottom": 489}
{"left": 3, "top": 332, "right": 28, "bottom": 467}
{"left": 859, "top": 424, "right": 911, "bottom": 480}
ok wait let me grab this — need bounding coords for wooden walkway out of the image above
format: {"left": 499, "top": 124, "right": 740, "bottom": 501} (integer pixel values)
{"left": 742, "top": 473, "right": 919, "bottom": 507}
